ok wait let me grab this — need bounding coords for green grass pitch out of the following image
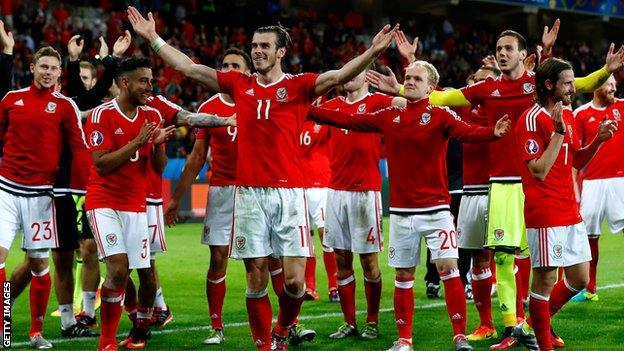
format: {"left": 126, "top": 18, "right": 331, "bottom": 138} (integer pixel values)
{"left": 5, "top": 219, "right": 624, "bottom": 350}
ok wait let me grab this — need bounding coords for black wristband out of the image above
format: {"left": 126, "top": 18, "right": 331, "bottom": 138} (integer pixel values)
{"left": 555, "top": 129, "right": 565, "bottom": 135}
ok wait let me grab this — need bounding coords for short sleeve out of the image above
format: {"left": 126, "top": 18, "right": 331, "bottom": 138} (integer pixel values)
{"left": 516, "top": 114, "right": 545, "bottom": 162}
{"left": 216, "top": 70, "right": 239, "bottom": 96}
{"left": 84, "top": 109, "right": 112, "bottom": 151}
{"left": 146, "top": 95, "right": 181, "bottom": 126}
{"left": 460, "top": 79, "right": 489, "bottom": 106}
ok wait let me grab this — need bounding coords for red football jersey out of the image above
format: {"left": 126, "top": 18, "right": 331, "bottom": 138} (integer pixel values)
{"left": 517, "top": 104, "right": 582, "bottom": 228}
{"left": 460, "top": 105, "right": 490, "bottom": 193}
{"left": 195, "top": 94, "right": 238, "bottom": 186}
{"left": 300, "top": 120, "right": 330, "bottom": 188}
{"left": 216, "top": 71, "right": 319, "bottom": 187}
{"left": 309, "top": 98, "right": 496, "bottom": 211}
{"left": 461, "top": 70, "right": 536, "bottom": 181}
{"left": 145, "top": 95, "right": 181, "bottom": 200}
{"left": 0, "top": 85, "right": 87, "bottom": 192}
{"left": 573, "top": 99, "right": 624, "bottom": 180}
{"left": 321, "top": 93, "right": 393, "bottom": 191}
{"left": 84, "top": 99, "right": 162, "bottom": 212}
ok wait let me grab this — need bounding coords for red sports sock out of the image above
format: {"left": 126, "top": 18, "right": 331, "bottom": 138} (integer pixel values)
{"left": 529, "top": 292, "right": 552, "bottom": 351}
{"left": 29, "top": 269, "right": 51, "bottom": 337}
{"left": 99, "top": 286, "right": 124, "bottom": 348}
{"left": 207, "top": 273, "right": 226, "bottom": 330}
{"left": 276, "top": 286, "right": 305, "bottom": 335}
{"left": 549, "top": 279, "right": 577, "bottom": 317}
{"left": 269, "top": 264, "right": 285, "bottom": 298}
{"left": 440, "top": 269, "right": 466, "bottom": 336}
{"left": 337, "top": 271, "right": 357, "bottom": 326}
{"left": 246, "top": 290, "right": 272, "bottom": 350}
{"left": 364, "top": 275, "right": 382, "bottom": 323}
{"left": 471, "top": 267, "right": 494, "bottom": 328}
{"left": 587, "top": 237, "right": 599, "bottom": 294}
{"left": 394, "top": 276, "right": 414, "bottom": 339}
{"left": 136, "top": 306, "right": 153, "bottom": 329}
{"left": 322, "top": 249, "right": 338, "bottom": 290}
{"left": 305, "top": 257, "right": 316, "bottom": 291}
{"left": 516, "top": 256, "right": 531, "bottom": 300}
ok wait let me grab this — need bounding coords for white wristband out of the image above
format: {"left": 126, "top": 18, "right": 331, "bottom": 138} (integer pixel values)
{"left": 150, "top": 37, "right": 166, "bottom": 53}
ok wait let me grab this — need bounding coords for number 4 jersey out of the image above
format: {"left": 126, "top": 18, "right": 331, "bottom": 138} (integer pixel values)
{"left": 516, "top": 104, "right": 582, "bottom": 228}
{"left": 84, "top": 99, "right": 162, "bottom": 212}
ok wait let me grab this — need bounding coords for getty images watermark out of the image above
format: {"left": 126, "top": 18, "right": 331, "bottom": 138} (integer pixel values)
{"left": 2, "top": 281, "right": 10, "bottom": 348}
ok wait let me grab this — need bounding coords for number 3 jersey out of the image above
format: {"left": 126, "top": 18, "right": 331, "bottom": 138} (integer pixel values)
{"left": 84, "top": 99, "right": 162, "bottom": 212}
{"left": 195, "top": 94, "right": 238, "bottom": 186}
{"left": 516, "top": 104, "right": 582, "bottom": 228}
{"left": 216, "top": 70, "right": 319, "bottom": 188}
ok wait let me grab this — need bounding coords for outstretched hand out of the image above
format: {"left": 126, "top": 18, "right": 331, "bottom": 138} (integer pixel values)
{"left": 605, "top": 43, "right": 624, "bottom": 73}
{"left": 67, "top": 35, "right": 84, "bottom": 61}
{"left": 113, "top": 30, "right": 132, "bottom": 57}
{"left": 597, "top": 116, "right": 617, "bottom": 141}
{"left": 0, "top": 20, "right": 14, "bottom": 54}
{"left": 394, "top": 30, "right": 417, "bottom": 63}
{"left": 98, "top": 36, "right": 109, "bottom": 58}
{"left": 550, "top": 102, "right": 565, "bottom": 134}
{"left": 152, "top": 124, "right": 176, "bottom": 145}
{"left": 366, "top": 68, "right": 400, "bottom": 95}
{"left": 542, "top": 18, "right": 560, "bottom": 54}
{"left": 370, "top": 24, "right": 400, "bottom": 56}
{"left": 127, "top": 6, "right": 158, "bottom": 42}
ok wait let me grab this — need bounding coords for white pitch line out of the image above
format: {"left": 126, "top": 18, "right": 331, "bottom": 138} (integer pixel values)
{"left": 10, "top": 282, "right": 624, "bottom": 347}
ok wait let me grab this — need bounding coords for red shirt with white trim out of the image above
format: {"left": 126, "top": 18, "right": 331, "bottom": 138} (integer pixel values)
{"left": 300, "top": 120, "right": 330, "bottom": 188}
{"left": 461, "top": 70, "right": 536, "bottom": 181}
{"left": 0, "top": 84, "right": 87, "bottom": 193}
{"left": 517, "top": 104, "right": 582, "bottom": 228}
{"left": 84, "top": 99, "right": 162, "bottom": 211}
{"left": 309, "top": 98, "right": 496, "bottom": 212}
{"left": 573, "top": 99, "right": 624, "bottom": 180}
{"left": 195, "top": 94, "right": 238, "bottom": 186}
{"left": 145, "top": 95, "right": 181, "bottom": 201}
{"left": 461, "top": 105, "right": 490, "bottom": 193}
{"left": 216, "top": 71, "right": 319, "bottom": 188}
{"left": 320, "top": 93, "right": 392, "bottom": 191}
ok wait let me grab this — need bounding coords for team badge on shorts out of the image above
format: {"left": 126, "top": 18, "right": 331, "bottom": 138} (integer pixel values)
{"left": 494, "top": 229, "right": 504, "bottom": 241}
{"left": 523, "top": 83, "right": 535, "bottom": 94}
{"left": 420, "top": 112, "right": 431, "bottom": 125}
{"left": 235, "top": 236, "right": 246, "bottom": 250}
{"left": 357, "top": 103, "right": 367, "bottom": 113}
{"left": 525, "top": 139, "right": 539, "bottom": 155}
{"left": 90, "top": 131, "right": 104, "bottom": 147}
{"left": 276, "top": 87, "right": 288, "bottom": 102}
{"left": 553, "top": 244, "right": 563, "bottom": 259}
{"left": 105, "top": 233, "right": 118, "bottom": 247}
{"left": 45, "top": 102, "right": 57, "bottom": 113}
{"left": 388, "top": 247, "right": 395, "bottom": 258}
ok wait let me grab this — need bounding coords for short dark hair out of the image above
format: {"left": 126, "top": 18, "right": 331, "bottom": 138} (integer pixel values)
{"left": 254, "top": 24, "right": 292, "bottom": 49}
{"left": 32, "top": 46, "right": 61, "bottom": 64}
{"left": 115, "top": 57, "right": 151, "bottom": 83}
{"left": 497, "top": 30, "right": 527, "bottom": 51}
{"left": 224, "top": 48, "right": 253, "bottom": 71}
{"left": 535, "top": 58, "right": 573, "bottom": 106}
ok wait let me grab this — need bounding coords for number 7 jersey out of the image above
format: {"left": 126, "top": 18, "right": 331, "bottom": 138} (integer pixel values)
{"left": 516, "top": 104, "right": 582, "bottom": 228}
{"left": 217, "top": 71, "right": 319, "bottom": 187}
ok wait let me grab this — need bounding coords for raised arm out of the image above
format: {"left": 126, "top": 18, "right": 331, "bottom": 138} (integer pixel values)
{"left": 526, "top": 103, "right": 564, "bottom": 181}
{"left": 575, "top": 43, "right": 624, "bottom": 93}
{"left": 0, "top": 20, "right": 14, "bottom": 98}
{"left": 127, "top": 6, "right": 219, "bottom": 91}
{"left": 314, "top": 24, "right": 398, "bottom": 96}
{"left": 446, "top": 111, "right": 507, "bottom": 142}
{"left": 308, "top": 106, "right": 384, "bottom": 133}
{"left": 175, "top": 110, "right": 236, "bottom": 128}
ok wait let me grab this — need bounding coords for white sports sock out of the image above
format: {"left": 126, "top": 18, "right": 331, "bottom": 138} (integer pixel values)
{"left": 154, "top": 287, "right": 167, "bottom": 310}
{"left": 60, "top": 304, "right": 76, "bottom": 329}
{"left": 82, "top": 291, "right": 97, "bottom": 318}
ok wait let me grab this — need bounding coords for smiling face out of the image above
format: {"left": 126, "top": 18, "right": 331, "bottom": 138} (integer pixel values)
{"left": 251, "top": 32, "right": 285, "bottom": 74}
{"left": 30, "top": 56, "right": 61, "bottom": 89}
{"left": 404, "top": 64, "right": 435, "bottom": 100}
{"left": 119, "top": 67, "right": 153, "bottom": 105}
{"left": 551, "top": 69, "right": 576, "bottom": 106}
{"left": 495, "top": 35, "right": 526, "bottom": 74}
{"left": 595, "top": 75, "right": 617, "bottom": 105}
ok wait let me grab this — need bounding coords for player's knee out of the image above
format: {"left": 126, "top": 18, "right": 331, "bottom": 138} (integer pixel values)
{"left": 80, "top": 239, "right": 98, "bottom": 256}
{"left": 435, "top": 258, "right": 457, "bottom": 274}
{"left": 359, "top": 253, "right": 379, "bottom": 275}
{"left": 108, "top": 266, "right": 129, "bottom": 288}
{"left": 284, "top": 279, "right": 304, "bottom": 295}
